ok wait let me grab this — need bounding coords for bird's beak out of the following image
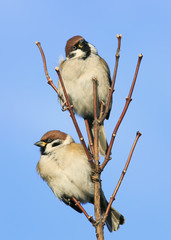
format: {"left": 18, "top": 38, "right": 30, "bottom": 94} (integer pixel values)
{"left": 78, "top": 42, "right": 84, "bottom": 48}
{"left": 34, "top": 140, "right": 47, "bottom": 147}
{"left": 78, "top": 43, "right": 83, "bottom": 48}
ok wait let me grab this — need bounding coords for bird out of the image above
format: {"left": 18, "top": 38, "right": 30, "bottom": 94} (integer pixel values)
{"left": 58, "top": 36, "right": 112, "bottom": 156}
{"left": 34, "top": 130, "right": 125, "bottom": 232}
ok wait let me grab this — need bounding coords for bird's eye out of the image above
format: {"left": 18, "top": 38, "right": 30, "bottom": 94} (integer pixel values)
{"left": 47, "top": 139, "right": 53, "bottom": 143}
{"left": 72, "top": 45, "right": 77, "bottom": 51}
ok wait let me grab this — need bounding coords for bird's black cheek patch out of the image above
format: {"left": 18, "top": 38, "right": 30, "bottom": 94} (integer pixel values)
{"left": 52, "top": 142, "right": 61, "bottom": 147}
{"left": 68, "top": 53, "right": 76, "bottom": 59}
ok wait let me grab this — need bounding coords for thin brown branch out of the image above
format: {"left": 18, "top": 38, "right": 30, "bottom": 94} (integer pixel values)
{"left": 101, "top": 54, "right": 143, "bottom": 171}
{"left": 93, "top": 78, "right": 99, "bottom": 169}
{"left": 85, "top": 119, "right": 95, "bottom": 157}
{"left": 35, "top": 42, "right": 64, "bottom": 102}
{"left": 99, "top": 34, "right": 122, "bottom": 124}
{"left": 99, "top": 101, "right": 105, "bottom": 120}
{"left": 103, "top": 131, "right": 142, "bottom": 223}
{"left": 36, "top": 42, "right": 51, "bottom": 81}
{"left": 55, "top": 67, "right": 94, "bottom": 168}
{"left": 72, "top": 197, "right": 96, "bottom": 226}
{"left": 93, "top": 78, "right": 104, "bottom": 240}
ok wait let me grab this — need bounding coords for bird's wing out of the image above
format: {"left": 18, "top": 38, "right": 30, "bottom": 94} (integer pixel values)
{"left": 99, "top": 56, "right": 112, "bottom": 86}
{"left": 99, "top": 56, "right": 112, "bottom": 119}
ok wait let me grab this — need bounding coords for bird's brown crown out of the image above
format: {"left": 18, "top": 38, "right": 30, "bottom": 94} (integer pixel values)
{"left": 40, "top": 130, "right": 67, "bottom": 142}
{"left": 65, "top": 35, "right": 84, "bottom": 57}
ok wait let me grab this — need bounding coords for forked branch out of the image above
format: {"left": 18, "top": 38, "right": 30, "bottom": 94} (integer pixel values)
{"left": 36, "top": 37, "right": 142, "bottom": 240}
{"left": 103, "top": 131, "right": 142, "bottom": 223}
{"left": 101, "top": 54, "right": 143, "bottom": 171}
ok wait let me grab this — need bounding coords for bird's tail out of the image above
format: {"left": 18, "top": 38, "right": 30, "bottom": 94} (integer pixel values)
{"left": 100, "top": 191, "right": 125, "bottom": 232}
{"left": 88, "top": 120, "right": 108, "bottom": 156}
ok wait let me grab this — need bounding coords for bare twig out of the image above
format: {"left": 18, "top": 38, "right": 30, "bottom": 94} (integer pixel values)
{"left": 55, "top": 67, "right": 94, "bottom": 167}
{"left": 85, "top": 119, "right": 95, "bottom": 156}
{"left": 93, "top": 78, "right": 104, "bottom": 240}
{"left": 99, "top": 34, "right": 122, "bottom": 124}
{"left": 101, "top": 54, "right": 143, "bottom": 171}
{"left": 103, "top": 131, "right": 142, "bottom": 223}
{"left": 93, "top": 78, "right": 100, "bottom": 170}
{"left": 99, "top": 101, "right": 105, "bottom": 120}
{"left": 35, "top": 42, "right": 64, "bottom": 102}
{"left": 72, "top": 197, "right": 96, "bottom": 225}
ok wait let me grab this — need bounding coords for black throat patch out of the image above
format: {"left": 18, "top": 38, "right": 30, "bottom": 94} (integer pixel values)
{"left": 81, "top": 42, "right": 91, "bottom": 60}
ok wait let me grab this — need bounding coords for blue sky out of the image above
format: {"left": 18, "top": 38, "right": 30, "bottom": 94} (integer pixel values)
{"left": 0, "top": 0, "right": 171, "bottom": 239}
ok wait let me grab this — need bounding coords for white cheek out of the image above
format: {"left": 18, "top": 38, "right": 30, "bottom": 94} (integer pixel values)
{"left": 44, "top": 143, "right": 56, "bottom": 154}
{"left": 88, "top": 43, "right": 97, "bottom": 54}
{"left": 67, "top": 49, "right": 86, "bottom": 59}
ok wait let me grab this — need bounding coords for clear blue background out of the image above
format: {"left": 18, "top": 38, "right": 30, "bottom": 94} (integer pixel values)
{"left": 0, "top": 0, "right": 170, "bottom": 239}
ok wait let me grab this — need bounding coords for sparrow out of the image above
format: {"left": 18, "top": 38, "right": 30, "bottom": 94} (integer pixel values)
{"left": 58, "top": 36, "right": 112, "bottom": 156}
{"left": 34, "top": 130, "right": 125, "bottom": 232}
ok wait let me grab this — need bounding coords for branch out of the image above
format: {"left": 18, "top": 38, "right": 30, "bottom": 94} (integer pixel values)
{"left": 103, "top": 131, "right": 142, "bottom": 223}
{"left": 101, "top": 54, "right": 143, "bottom": 171}
{"left": 99, "top": 101, "right": 105, "bottom": 120}
{"left": 35, "top": 42, "right": 64, "bottom": 102}
{"left": 93, "top": 78, "right": 104, "bottom": 240}
{"left": 85, "top": 119, "right": 95, "bottom": 156}
{"left": 72, "top": 197, "right": 96, "bottom": 226}
{"left": 99, "top": 34, "right": 122, "bottom": 124}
